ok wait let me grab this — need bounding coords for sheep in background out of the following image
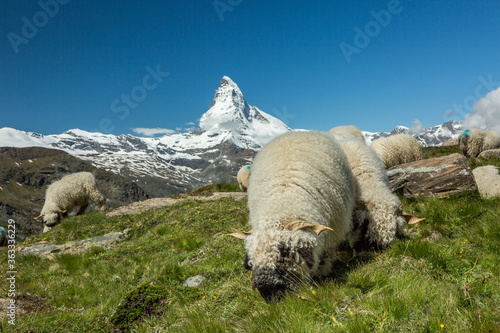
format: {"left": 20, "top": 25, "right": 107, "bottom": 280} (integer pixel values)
{"left": 237, "top": 165, "right": 252, "bottom": 192}
{"left": 371, "top": 134, "right": 423, "bottom": 168}
{"left": 334, "top": 137, "right": 406, "bottom": 247}
{"left": 230, "top": 131, "right": 355, "bottom": 302}
{"left": 459, "top": 128, "right": 500, "bottom": 158}
{"left": 472, "top": 165, "right": 500, "bottom": 198}
{"left": 329, "top": 125, "right": 366, "bottom": 142}
{"left": 36, "top": 172, "right": 106, "bottom": 232}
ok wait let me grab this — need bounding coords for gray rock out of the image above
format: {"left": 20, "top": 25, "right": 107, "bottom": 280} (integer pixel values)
{"left": 472, "top": 165, "right": 500, "bottom": 198}
{"left": 182, "top": 275, "right": 205, "bottom": 288}
{"left": 19, "top": 230, "right": 129, "bottom": 259}
{"left": 478, "top": 149, "right": 500, "bottom": 159}
{"left": 388, "top": 153, "right": 477, "bottom": 198}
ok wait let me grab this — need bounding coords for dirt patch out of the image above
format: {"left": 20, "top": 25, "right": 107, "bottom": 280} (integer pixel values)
{"left": 106, "top": 192, "right": 247, "bottom": 217}
{"left": 0, "top": 293, "right": 51, "bottom": 317}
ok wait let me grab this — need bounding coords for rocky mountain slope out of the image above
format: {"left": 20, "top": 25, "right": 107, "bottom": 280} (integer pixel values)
{"left": 362, "top": 120, "right": 464, "bottom": 146}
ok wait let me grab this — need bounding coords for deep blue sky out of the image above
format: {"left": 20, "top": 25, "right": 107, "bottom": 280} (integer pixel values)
{"left": 2, "top": 0, "right": 499, "bottom": 136}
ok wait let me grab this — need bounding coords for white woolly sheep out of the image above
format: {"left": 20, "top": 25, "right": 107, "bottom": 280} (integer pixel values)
{"left": 472, "top": 165, "right": 500, "bottom": 198}
{"left": 329, "top": 125, "right": 366, "bottom": 142}
{"left": 333, "top": 137, "right": 406, "bottom": 247}
{"left": 459, "top": 128, "right": 500, "bottom": 158}
{"left": 237, "top": 165, "right": 252, "bottom": 192}
{"left": 371, "top": 134, "right": 423, "bottom": 168}
{"left": 36, "top": 172, "right": 106, "bottom": 232}
{"left": 230, "top": 131, "right": 355, "bottom": 302}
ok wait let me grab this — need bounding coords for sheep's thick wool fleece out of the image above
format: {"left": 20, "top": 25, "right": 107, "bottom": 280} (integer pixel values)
{"left": 42, "top": 172, "right": 104, "bottom": 216}
{"left": 459, "top": 128, "right": 500, "bottom": 158}
{"left": 337, "top": 139, "right": 404, "bottom": 246}
{"left": 246, "top": 131, "right": 355, "bottom": 275}
{"left": 370, "top": 134, "right": 422, "bottom": 168}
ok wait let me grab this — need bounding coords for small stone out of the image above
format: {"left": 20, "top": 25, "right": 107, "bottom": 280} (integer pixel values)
{"left": 182, "top": 275, "right": 205, "bottom": 287}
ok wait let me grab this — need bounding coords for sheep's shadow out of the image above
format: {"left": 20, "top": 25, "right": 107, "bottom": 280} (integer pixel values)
{"left": 317, "top": 219, "right": 401, "bottom": 285}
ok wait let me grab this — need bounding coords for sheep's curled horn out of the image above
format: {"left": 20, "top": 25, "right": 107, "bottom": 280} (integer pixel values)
{"left": 34, "top": 210, "right": 67, "bottom": 220}
{"left": 227, "top": 218, "right": 333, "bottom": 239}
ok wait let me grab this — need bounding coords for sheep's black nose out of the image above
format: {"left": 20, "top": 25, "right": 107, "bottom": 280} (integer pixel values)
{"left": 257, "top": 285, "right": 286, "bottom": 303}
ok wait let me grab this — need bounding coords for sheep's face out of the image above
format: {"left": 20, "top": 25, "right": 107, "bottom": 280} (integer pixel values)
{"left": 243, "top": 227, "right": 321, "bottom": 302}
{"left": 43, "top": 213, "right": 59, "bottom": 226}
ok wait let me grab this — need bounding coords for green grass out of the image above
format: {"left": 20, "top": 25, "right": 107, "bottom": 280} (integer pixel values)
{"left": 1, "top": 191, "right": 500, "bottom": 332}
{"left": 422, "top": 145, "right": 461, "bottom": 159}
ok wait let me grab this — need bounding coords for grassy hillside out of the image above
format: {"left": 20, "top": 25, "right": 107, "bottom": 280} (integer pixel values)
{"left": 1, "top": 147, "right": 499, "bottom": 332}
{"left": 1, "top": 190, "right": 499, "bottom": 332}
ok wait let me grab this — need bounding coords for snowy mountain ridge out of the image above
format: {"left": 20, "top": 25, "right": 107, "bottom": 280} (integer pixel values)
{"left": 0, "top": 77, "right": 290, "bottom": 195}
{"left": 0, "top": 76, "right": 465, "bottom": 195}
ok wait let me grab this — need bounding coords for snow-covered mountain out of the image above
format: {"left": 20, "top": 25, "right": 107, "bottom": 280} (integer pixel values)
{"left": 362, "top": 121, "right": 464, "bottom": 147}
{"left": 0, "top": 75, "right": 467, "bottom": 195}
{"left": 0, "top": 76, "right": 290, "bottom": 196}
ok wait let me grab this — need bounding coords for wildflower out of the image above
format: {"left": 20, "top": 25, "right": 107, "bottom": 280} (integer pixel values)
{"left": 440, "top": 324, "right": 444, "bottom": 328}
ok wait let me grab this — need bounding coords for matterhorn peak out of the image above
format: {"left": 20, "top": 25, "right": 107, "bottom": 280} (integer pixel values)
{"left": 198, "top": 76, "right": 290, "bottom": 149}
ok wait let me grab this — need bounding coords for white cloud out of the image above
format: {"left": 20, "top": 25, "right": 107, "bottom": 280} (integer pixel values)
{"left": 185, "top": 121, "right": 195, "bottom": 126}
{"left": 409, "top": 119, "right": 423, "bottom": 134}
{"left": 464, "top": 86, "right": 500, "bottom": 133}
{"left": 131, "top": 127, "right": 175, "bottom": 137}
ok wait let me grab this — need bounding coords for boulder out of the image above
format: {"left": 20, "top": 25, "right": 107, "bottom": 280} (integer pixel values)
{"left": 387, "top": 153, "right": 477, "bottom": 198}
{"left": 472, "top": 165, "right": 500, "bottom": 198}
{"left": 478, "top": 149, "right": 500, "bottom": 159}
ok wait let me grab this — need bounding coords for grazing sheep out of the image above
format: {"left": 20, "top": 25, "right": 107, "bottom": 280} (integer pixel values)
{"left": 334, "top": 137, "right": 406, "bottom": 247}
{"left": 237, "top": 165, "right": 252, "bottom": 192}
{"left": 472, "top": 165, "right": 500, "bottom": 198}
{"left": 371, "top": 134, "right": 423, "bottom": 168}
{"left": 459, "top": 128, "right": 500, "bottom": 158}
{"left": 36, "top": 172, "right": 106, "bottom": 232}
{"left": 230, "top": 131, "right": 355, "bottom": 302}
{"left": 329, "top": 125, "right": 366, "bottom": 142}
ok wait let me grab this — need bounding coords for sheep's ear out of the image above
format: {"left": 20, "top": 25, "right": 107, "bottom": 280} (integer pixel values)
{"left": 401, "top": 212, "right": 426, "bottom": 225}
{"left": 227, "top": 231, "right": 252, "bottom": 240}
{"left": 281, "top": 219, "right": 333, "bottom": 235}
{"left": 34, "top": 214, "right": 44, "bottom": 220}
